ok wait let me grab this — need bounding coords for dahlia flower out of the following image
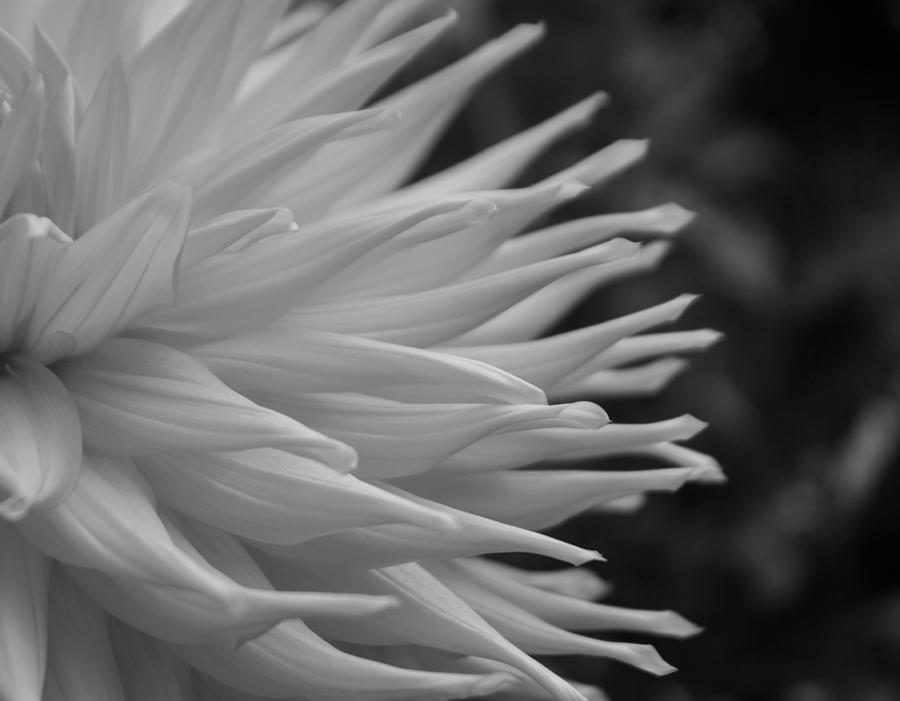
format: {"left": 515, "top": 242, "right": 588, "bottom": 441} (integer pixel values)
{"left": 0, "top": 2, "right": 722, "bottom": 699}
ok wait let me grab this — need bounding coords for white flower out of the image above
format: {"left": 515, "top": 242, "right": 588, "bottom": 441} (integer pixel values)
{"left": 0, "top": 2, "right": 722, "bottom": 700}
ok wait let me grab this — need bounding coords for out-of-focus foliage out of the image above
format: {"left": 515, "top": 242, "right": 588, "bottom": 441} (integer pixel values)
{"left": 404, "top": 0, "right": 900, "bottom": 699}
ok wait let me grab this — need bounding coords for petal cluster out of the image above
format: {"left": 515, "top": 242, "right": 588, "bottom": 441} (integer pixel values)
{"left": 0, "top": 2, "right": 721, "bottom": 700}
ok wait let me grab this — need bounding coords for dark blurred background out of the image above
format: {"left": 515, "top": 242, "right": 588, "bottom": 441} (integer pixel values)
{"left": 418, "top": 1, "right": 900, "bottom": 699}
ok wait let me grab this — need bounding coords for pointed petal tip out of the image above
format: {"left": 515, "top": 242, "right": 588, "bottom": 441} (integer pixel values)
{"left": 558, "top": 401, "right": 609, "bottom": 429}
{"left": 689, "top": 463, "right": 727, "bottom": 484}
{"left": 679, "top": 414, "right": 708, "bottom": 438}
{"left": 653, "top": 202, "right": 697, "bottom": 232}
{"left": 659, "top": 611, "right": 704, "bottom": 638}
{"left": 628, "top": 643, "right": 678, "bottom": 676}
{"left": 469, "top": 673, "right": 518, "bottom": 697}
{"left": 556, "top": 180, "right": 592, "bottom": 201}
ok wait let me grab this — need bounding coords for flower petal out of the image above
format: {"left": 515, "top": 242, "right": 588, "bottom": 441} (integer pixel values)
{"left": 478, "top": 202, "right": 694, "bottom": 276}
{"left": 405, "top": 93, "right": 607, "bottom": 197}
{"left": 260, "top": 393, "right": 604, "bottom": 479}
{"left": 138, "top": 448, "right": 455, "bottom": 544}
{"left": 0, "top": 214, "right": 70, "bottom": 354}
{"left": 261, "top": 482, "right": 600, "bottom": 569}
{"left": 456, "top": 558, "right": 701, "bottom": 638}
{"left": 43, "top": 568, "right": 126, "bottom": 701}
{"left": 226, "top": 0, "right": 392, "bottom": 137}
{"left": 70, "top": 514, "right": 400, "bottom": 647}
{"left": 428, "top": 561, "right": 677, "bottom": 676}
{"left": 18, "top": 453, "right": 240, "bottom": 596}
{"left": 0, "top": 73, "right": 43, "bottom": 214}
{"left": 74, "top": 57, "right": 130, "bottom": 232}
{"left": 395, "top": 466, "right": 722, "bottom": 531}
{"left": 0, "top": 357, "right": 82, "bottom": 521}
{"left": 0, "top": 525, "right": 49, "bottom": 701}
{"left": 289, "top": 238, "right": 639, "bottom": 347}
{"left": 446, "top": 295, "right": 698, "bottom": 388}
{"left": 263, "top": 557, "right": 588, "bottom": 701}
{"left": 127, "top": 0, "right": 289, "bottom": 190}
{"left": 25, "top": 183, "right": 191, "bottom": 364}
{"left": 108, "top": 620, "right": 193, "bottom": 701}
{"left": 59, "top": 338, "right": 355, "bottom": 468}
{"left": 175, "top": 621, "right": 513, "bottom": 701}
{"left": 194, "top": 326, "right": 545, "bottom": 405}
{"left": 137, "top": 199, "right": 491, "bottom": 345}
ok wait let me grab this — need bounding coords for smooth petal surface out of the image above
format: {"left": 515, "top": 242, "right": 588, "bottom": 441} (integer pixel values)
{"left": 43, "top": 568, "right": 125, "bottom": 701}
{"left": 59, "top": 338, "right": 356, "bottom": 469}
{"left": 194, "top": 327, "right": 546, "bottom": 405}
{"left": 139, "top": 448, "right": 455, "bottom": 544}
{"left": 264, "top": 557, "right": 589, "bottom": 701}
{"left": 108, "top": 620, "right": 192, "bottom": 701}
{"left": 0, "top": 357, "right": 81, "bottom": 520}
{"left": 0, "top": 73, "right": 43, "bottom": 214}
{"left": 25, "top": 183, "right": 191, "bottom": 364}
{"left": 0, "top": 525, "right": 48, "bottom": 701}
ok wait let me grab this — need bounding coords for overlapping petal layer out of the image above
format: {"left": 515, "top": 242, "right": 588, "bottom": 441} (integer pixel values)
{"left": 0, "top": 2, "right": 718, "bottom": 699}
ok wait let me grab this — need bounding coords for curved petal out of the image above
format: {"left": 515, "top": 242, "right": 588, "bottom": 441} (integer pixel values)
{"left": 108, "top": 619, "right": 193, "bottom": 701}
{"left": 138, "top": 448, "right": 454, "bottom": 544}
{"left": 193, "top": 327, "right": 545, "bottom": 406}
{"left": 263, "top": 557, "right": 590, "bottom": 701}
{"left": 59, "top": 338, "right": 355, "bottom": 469}
{"left": 43, "top": 568, "right": 125, "bottom": 701}
{"left": 25, "top": 182, "right": 192, "bottom": 364}
{"left": 0, "top": 357, "right": 82, "bottom": 521}
{"left": 0, "top": 525, "right": 49, "bottom": 701}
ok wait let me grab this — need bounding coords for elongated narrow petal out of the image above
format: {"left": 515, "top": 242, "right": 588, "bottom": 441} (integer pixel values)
{"left": 59, "top": 338, "right": 355, "bottom": 468}
{"left": 194, "top": 327, "right": 546, "bottom": 405}
{"left": 0, "top": 24, "right": 35, "bottom": 96}
{"left": 551, "top": 358, "right": 689, "bottom": 400}
{"left": 585, "top": 328, "right": 724, "bottom": 370}
{"left": 260, "top": 393, "right": 604, "bottom": 479}
{"left": 290, "top": 238, "right": 639, "bottom": 347}
{"left": 429, "top": 562, "right": 676, "bottom": 676}
{"left": 0, "top": 526, "right": 48, "bottom": 701}
{"left": 479, "top": 202, "right": 695, "bottom": 276}
{"left": 127, "top": 0, "right": 289, "bottom": 190}
{"left": 0, "top": 73, "right": 43, "bottom": 214}
{"left": 325, "top": 181, "right": 589, "bottom": 298}
{"left": 440, "top": 414, "right": 708, "bottom": 471}
{"left": 179, "top": 207, "right": 293, "bottom": 268}
{"left": 406, "top": 93, "right": 608, "bottom": 197}
{"left": 190, "top": 108, "right": 397, "bottom": 222}
{"left": 25, "top": 183, "right": 191, "bottom": 364}
{"left": 136, "top": 199, "right": 492, "bottom": 344}
{"left": 456, "top": 558, "right": 701, "bottom": 637}
{"left": 464, "top": 558, "right": 611, "bottom": 601}
{"left": 261, "top": 482, "right": 600, "bottom": 569}
{"left": 263, "top": 557, "right": 589, "bottom": 701}
{"left": 18, "top": 453, "right": 240, "bottom": 597}
{"left": 227, "top": 0, "right": 392, "bottom": 137}
{"left": 264, "top": 12, "right": 457, "bottom": 125}
{"left": 395, "top": 466, "right": 721, "bottom": 531}
{"left": 0, "top": 214, "right": 70, "bottom": 354}
{"left": 74, "top": 58, "right": 129, "bottom": 231}
{"left": 450, "top": 241, "right": 672, "bottom": 346}
{"left": 43, "top": 568, "right": 126, "bottom": 701}
{"left": 138, "top": 448, "right": 455, "bottom": 544}
{"left": 35, "top": 31, "right": 78, "bottom": 232}
{"left": 70, "top": 514, "right": 400, "bottom": 647}
{"left": 447, "top": 295, "right": 698, "bottom": 388}
{"left": 0, "top": 357, "right": 81, "bottom": 520}
{"left": 175, "top": 618, "right": 512, "bottom": 700}
{"left": 108, "top": 620, "right": 193, "bottom": 701}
